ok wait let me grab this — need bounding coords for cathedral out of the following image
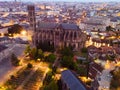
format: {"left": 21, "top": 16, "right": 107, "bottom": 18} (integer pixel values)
{"left": 28, "top": 5, "right": 86, "bottom": 51}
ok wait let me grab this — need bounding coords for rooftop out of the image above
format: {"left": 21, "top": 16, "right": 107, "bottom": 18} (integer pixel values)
{"left": 60, "top": 23, "right": 79, "bottom": 30}
{"left": 61, "top": 70, "right": 87, "bottom": 90}
{"left": 37, "top": 22, "right": 58, "bottom": 30}
{"left": 37, "top": 22, "right": 80, "bottom": 30}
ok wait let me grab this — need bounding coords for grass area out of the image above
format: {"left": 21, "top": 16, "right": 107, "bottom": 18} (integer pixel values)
{"left": 5, "top": 67, "right": 33, "bottom": 89}
{"left": 22, "top": 68, "right": 44, "bottom": 90}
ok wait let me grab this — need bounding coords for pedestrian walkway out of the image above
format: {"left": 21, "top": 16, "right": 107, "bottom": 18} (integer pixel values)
{"left": 98, "top": 61, "right": 115, "bottom": 90}
{"left": 98, "top": 70, "right": 111, "bottom": 90}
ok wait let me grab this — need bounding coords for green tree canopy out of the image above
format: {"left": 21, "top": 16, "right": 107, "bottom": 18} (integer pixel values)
{"left": 81, "top": 47, "right": 88, "bottom": 53}
{"left": 46, "top": 54, "right": 56, "bottom": 63}
{"left": 37, "top": 42, "right": 54, "bottom": 52}
{"left": 61, "top": 56, "right": 77, "bottom": 70}
{"left": 44, "top": 80, "right": 58, "bottom": 90}
{"left": 24, "top": 45, "right": 31, "bottom": 55}
{"left": 61, "top": 47, "right": 73, "bottom": 56}
{"left": 37, "top": 49, "right": 44, "bottom": 59}
{"left": 30, "top": 48, "right": 38, "bottom": 60}
{"left": 43, "top": 71, "right": 53, "bottom": 85}
{"left": 25, "top": 46, "right": 44, "bottom": 60}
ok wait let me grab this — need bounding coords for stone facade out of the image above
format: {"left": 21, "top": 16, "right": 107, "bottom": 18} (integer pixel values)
{"left": 27, "top": 5, "right": 36, "bottom": 32}
{"left": 28, "top": 5, "right": 86, "bottom": 50}
{"left": 33, "top": 22, "right": 85, "bottom": 50}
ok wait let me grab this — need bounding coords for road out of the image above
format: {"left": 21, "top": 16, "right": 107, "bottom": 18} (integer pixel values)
{"left": 0, "top": 57, "right": 13, "bottom": 84}
{"left": 98, "top": 61, "right": 115, "bottom": 90}
{"left": 0, "top": 44, "right": 49, "bottom": 90}
{"left": 0, "top": 44, "right": 26, "bottom": 85}
{"left": 98, "top": 70, "right": 112, "bottom": 90}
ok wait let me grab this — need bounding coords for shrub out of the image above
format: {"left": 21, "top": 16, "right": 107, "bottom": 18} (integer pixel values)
{"left": 27, "top": 63, "right": 33, "bottom": 68}
{"left": 81, "top": 47, "right": 88, "bottom": 53}
{"left": 11, "top": 53, "right": 20, "bottom": 66}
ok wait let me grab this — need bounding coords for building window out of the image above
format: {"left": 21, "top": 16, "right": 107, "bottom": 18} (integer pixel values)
{"left": 29, "top": 12, "right": 33, "bottom": 16}
{"left": 30, "top": 18, "right": 33, "bottom": 21}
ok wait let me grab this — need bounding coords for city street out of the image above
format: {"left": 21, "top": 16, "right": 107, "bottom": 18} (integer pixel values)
{"left": 0, "top": 57, "right": 13, "bottom": 84}
{"left": 98, "top": 61, "right": 115, "bottom": 90}
{"left": 0, "top": 44, "right": 26, "bottom": 85}
{"left": 0, "top": 1, "right": 120, "bottom": 90}
{"left": 99, "top": 70, "right": 112, "bottom": 90}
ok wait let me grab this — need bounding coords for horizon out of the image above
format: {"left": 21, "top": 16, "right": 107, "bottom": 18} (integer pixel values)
{"left": 0, "top": 0, "right": 120, "bottom": 2}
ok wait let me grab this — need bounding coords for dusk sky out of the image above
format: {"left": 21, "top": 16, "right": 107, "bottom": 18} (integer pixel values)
{"left": 0, "top": 0, "right": 120, "bottom": 2}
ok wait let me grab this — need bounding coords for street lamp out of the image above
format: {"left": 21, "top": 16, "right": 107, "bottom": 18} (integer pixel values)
{"left": 21, "top": 30, "right": 27, "bottom": 36}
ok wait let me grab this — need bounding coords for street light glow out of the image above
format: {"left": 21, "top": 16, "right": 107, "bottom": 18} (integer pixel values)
{"left": 21, "top": 30, "right": 27, "bottom": 36}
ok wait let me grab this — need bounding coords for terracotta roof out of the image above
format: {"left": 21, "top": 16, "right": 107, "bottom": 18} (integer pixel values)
{"left": 89, "top": 67, "right": 98, "bottom": 79}
{"left": 90, "top": 62, "right": 103, "bottom": 73}
{"left": 88, "top": 45, "right": 97, "bottom": 50}
{"left": 114, "top": 47, "right": 120, "bottom": 54}
{"left": 88, "top": 62, "right": 103, "bottom": 79}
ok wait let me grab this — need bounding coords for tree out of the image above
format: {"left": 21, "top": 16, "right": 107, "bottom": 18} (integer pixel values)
{"left": 60, "top": 46, "right": 77, "bottom": 70}
{"left": 24, "top": 45, "right": 31, "bottom": 55}
{"left": 8, "top": 24, "right": 23, "bottom": 35}
{"left": 25, "top": 46, "right": 44, "bottom": 60}
{"left": 98, "top": 29, "right": 100, "bottom": 32}
{"left": 61, "top": 47, "right": 73, "bottom": 57}
{"left": 11, "top": 53, "right": 20, "bottom": 66}
{"left": 37, "top": 42, "right": 54, "bottom": 52}
{"left": 43, "top": 71, "right": 53, "bottom": 85}
{"left": 61, "top": 56, "right": 77, "bottom": 70}
{"left": 61, "top": 56, "right": 72, "bottom": 67}
{"left": 37, "top": 49, "right": 44, "bottom": 59}
{"left": 4, "top": 33, "right": 9, "bottom": 36}
{"left": 30, "top": 48, "right": 38, "bottom": 60}
{"left": 106, "top": 26, "right": 113, "bottom": 31}
{"left": 81, "top": 47, "right": 88, "bottom": 53}
{"left": 27, "top": 63, "right": 33, "bottom": 68}
{"left": 77, "top": 67, "right": 87, "bottom": 76}
{"left": 44, "top": 80, "right": 58, "bottom": 90}
{"left": 46, "top": 54, "right": 56, "bottom": 63}
{"left": 10, "top": 75, "right": 16, "bottom": 80}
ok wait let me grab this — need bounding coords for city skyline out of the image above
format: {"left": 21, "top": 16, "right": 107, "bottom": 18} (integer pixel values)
{"left": 0, "top": 1, "right": 120, "bottom": 90}
{"left": 0, "top": 0, "right": 120, "bottom": 2}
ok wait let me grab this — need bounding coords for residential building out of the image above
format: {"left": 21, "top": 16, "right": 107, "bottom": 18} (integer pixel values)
{"left": 61, "top": 70, "right": 87, "bottom": 90}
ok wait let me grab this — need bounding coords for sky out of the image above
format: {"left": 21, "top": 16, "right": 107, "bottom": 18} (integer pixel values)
{"left": 0, "top": 0, "right": 120, "bottom": 2}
